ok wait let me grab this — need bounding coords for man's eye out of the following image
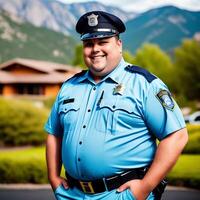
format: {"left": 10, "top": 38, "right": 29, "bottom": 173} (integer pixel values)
{"left": 84, "top": 42, "right": 93, "bottom": 47}
{"left": 99, "top": 41, "right": 107, "bottom": 45}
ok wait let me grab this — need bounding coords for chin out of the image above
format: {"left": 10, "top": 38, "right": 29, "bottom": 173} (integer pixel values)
{"left": 90, "top": 68, "right": 106, "bottom": 77}
{"left": 91, "top": 64, "right": 106, "bottom": 72}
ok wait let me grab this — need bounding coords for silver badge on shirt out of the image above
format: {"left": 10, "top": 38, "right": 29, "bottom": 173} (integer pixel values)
{"left": 113, "top": 84, "right": 125, "bottom": 95}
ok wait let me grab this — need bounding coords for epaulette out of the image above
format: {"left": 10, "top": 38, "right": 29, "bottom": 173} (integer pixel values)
{"left": 125, "top": 65, "right": 157, "bottom": 83}
{"left": 65, "top": 70, "right": 87, "bottom": 82}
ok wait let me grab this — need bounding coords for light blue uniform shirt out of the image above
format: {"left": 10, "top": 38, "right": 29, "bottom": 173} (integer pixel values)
{"left": 45, "top": 58, "right": 185, "bottom": 181}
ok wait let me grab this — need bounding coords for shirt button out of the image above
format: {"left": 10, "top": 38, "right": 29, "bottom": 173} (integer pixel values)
{"left": 78, "top": 158, "right": 81, "bottom": 161}
{"left": 93, "top": 87, "right": 96, "bottom": 91}
{"left": 83, "top": 125, "right": 86, "bottom": 128}
{"left": 79, "top": 141, "right": 82, "bottom": 145}
{"left": 88, "top": 109, "right": 91, "bottom": 112}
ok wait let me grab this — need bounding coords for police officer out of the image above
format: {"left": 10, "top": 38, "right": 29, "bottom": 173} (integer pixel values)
{"left": 45, "top": 11, "right": 188, "bottom": 200}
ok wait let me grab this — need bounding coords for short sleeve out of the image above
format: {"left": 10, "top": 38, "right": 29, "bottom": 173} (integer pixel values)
{"left": 44, "top": 93, "right": 63, "bottom": 137}
{"left": 144, "top": 79, "right": 186, "bottom": 140}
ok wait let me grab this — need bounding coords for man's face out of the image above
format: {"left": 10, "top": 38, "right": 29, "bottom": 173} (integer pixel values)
{"left": 83, "top": 36, "right": 122, "bottom": 79}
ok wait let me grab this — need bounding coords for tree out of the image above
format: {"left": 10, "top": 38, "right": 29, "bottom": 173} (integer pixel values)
{"left": 72, "top": 44, "right": 86, "bottom": 69}
{"left": 174, "top": 39, "right": 200, "bottom": 100}
{"left": 133, "top": 43, "right": 173, "bottom": 88}
{"left": 123, "top": 50, "right": 135, "bottom": 64}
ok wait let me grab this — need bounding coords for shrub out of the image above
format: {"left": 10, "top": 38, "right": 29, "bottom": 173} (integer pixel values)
{"left": 0, "top": 147, "right": 65, "bottom": 184}
{"left": 167, "top": 154, "right": 200, "bottom": 189}
{"left": 183, "top": 124, "right": 200, "bottom": 154}
{"left": 0, "top": 158, "right": 48, "bottom": 183}
{"left": 43, "top": 96, "right": 56, "bottom": 109}
{"left": 0, "top": 98, "right": 49, "bottom": 146}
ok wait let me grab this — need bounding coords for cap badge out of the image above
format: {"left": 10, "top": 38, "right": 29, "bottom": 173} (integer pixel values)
{"left": 87, "top": 14, "right": 98, "bottom": 26}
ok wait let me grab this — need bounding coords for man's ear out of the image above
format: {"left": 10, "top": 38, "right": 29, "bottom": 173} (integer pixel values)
{"left": 118, "top": 39, "right": 122, "bottom": 52}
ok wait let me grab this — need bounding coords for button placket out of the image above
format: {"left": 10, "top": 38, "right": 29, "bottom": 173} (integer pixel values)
{"left": 76, "top": 85, "right": 98, "bottom": 177}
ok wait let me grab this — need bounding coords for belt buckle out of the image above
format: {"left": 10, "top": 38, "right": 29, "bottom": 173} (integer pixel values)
{"left": 80, "top": 181, "right": 95, "bottom": 194}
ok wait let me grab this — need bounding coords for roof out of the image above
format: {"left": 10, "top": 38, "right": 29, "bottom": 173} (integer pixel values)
{"left": 0, "top": 58, "right": 81, "bottom": 84}
{"left": 0, "top": 72, "right": 74, "bottom": 84}
{"left": 0, "top": 58, "right": 80, "bottom": 73}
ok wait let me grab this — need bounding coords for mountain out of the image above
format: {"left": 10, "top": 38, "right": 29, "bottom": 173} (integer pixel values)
{"left": 0, "top": 1, "right": 200, "bottom": 62}
{"left": 0, "top": 10, "right": 76, "bottom": 64}
{"left": 122, "top": 6, "right": 200, "bottom": 53}
{"left": 0, "top": 0, "right": 136, "bottom": 36}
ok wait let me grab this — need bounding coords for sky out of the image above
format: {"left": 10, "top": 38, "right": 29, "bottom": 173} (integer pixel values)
{"left": 57, "top": 0, "right": 200, "bottom": 12}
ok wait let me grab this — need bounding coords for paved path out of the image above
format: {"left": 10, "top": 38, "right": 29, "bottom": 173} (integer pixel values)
{"left": 0, "top": 185, "right": 199, "bottom": 200}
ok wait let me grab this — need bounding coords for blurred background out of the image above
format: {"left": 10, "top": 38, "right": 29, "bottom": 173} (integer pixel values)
{"left": 0, "top": 0, "right": 200, "bottom": 196}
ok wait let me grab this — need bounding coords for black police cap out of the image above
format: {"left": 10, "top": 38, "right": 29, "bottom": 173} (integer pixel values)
{"left": 76, "top": 11, "right": 126, "bottom": 40}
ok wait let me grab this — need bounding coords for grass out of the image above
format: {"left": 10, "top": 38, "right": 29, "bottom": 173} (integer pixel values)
{"left": 0, "top": 147, "right": 199, "bottom": 188}
{"left": 167, "top": 154, "right": 200, "bottom": 188}
{"left": 0, "top": 146, "right": 45, "bottom": 160}
{"left": 168, "top": 154, "right": 200, "bottom": 179}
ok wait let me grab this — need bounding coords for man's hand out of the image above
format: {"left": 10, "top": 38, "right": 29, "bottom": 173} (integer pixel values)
{"left": 117, "top": 179, "right": 150, "bottom": 200}
{"left": 50, "top": 176, "right": 69, "bottom": 191}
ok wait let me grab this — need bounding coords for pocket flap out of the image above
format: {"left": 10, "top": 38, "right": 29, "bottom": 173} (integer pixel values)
{"left": 100, "top": 100, "right": 133, "bottom": 114}
{"left": 59, "top": 100, "right": 80, "bottom": 114}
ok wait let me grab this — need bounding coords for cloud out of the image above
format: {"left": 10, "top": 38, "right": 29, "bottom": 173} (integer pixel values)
{"left": 57, "top": 0, "right": 200, "bottom": 12}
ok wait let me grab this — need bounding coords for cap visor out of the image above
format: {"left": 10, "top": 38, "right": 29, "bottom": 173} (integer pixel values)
{"left": 81, "top": 32, "right": 117, "bottom": 41}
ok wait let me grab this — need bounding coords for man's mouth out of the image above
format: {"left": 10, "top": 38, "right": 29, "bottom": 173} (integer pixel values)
{"left": 91, "top": 55, "right": 105, "bottom": 59}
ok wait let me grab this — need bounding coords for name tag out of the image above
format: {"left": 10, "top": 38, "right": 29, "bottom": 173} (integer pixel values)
{"left": 63, "top": 98, "right": 75, "bottom": 104}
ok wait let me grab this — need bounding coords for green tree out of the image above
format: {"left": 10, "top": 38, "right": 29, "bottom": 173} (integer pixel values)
{"left": 123, "top": 50, "right": 135, "bottom": 64}
{"left": 72, "top": 44, "right": 86, "bottom": 69}
{"left": 133, "top": 43, "right": 173, "bottom": 88}
{"left": 174, "top": 39, "right": 200, "bottom": 100}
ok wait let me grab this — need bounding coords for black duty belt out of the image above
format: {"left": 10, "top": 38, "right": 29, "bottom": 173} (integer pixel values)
{"left": 66, "top": 167, "right": 149, "bottom": 194}
{"left": 65, "top": 167, "right": 167, "bottom": 199}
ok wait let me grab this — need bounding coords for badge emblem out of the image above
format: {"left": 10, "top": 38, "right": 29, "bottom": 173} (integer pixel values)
{"left": 157, "top": 90, "right": 174, "bottom": 110}
{"left": 87, "top": 14, "right": 98, "bottom": 26}
{"left": 113, "top": 84, "right": 125, "bottom": 95}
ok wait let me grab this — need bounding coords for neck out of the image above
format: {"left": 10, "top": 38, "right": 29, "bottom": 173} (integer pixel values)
{"left": 93, "top": 75, "right": 102, "bottom": 83}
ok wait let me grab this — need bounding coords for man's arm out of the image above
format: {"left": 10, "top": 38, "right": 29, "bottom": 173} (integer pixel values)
{"left": 46, "top": 134, "right": 68, "bottom": 190}
{"left": 118, "top": 128, "right": 188, "bottom": 200}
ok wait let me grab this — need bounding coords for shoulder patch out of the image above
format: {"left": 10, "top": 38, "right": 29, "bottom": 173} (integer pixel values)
{"left": 157, "top": 90, "right": 174, "bottom": 110}
{"left": 125, "top": 65, "right": 157, "bottom": 83}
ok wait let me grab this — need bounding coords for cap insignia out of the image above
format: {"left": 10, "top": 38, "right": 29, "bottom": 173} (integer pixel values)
{"left": 87, "top": 14, "right": 98, "bottom": 26}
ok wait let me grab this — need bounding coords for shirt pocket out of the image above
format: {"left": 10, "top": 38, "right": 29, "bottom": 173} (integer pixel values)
{"left": 58, "top": 101, "right": 80, "bottom": 133}
{"left": 112, "top": 101, "right": 135, "bottom": 134}
{"left": 96, "top": 99, "right": 134, "bottom": 134}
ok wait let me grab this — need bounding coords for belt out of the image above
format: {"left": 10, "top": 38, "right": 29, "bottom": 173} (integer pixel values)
{"left": 65, "top": 167, "right": 149, "bottom": 194}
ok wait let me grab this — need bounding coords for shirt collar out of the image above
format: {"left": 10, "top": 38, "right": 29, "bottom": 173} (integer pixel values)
{"left": 76, "top": 70, "right": 90, "bottom": 83}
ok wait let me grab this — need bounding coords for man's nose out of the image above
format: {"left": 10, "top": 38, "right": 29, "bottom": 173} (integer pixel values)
{"left": 92, "top": 43, "right": 100, "bottom": 52}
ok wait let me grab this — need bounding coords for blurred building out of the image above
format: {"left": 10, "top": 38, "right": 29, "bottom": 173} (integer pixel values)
{"left": 0, "top": 58, "right": 80, "bottom": 96}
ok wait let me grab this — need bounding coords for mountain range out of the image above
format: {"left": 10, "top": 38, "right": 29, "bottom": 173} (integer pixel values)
{"left": 0, "top": 9, "right": 76, "bottom": 64}
{"left": 0, "top": 0, "right": 135, "bottom": 36}
{"left": 0, "top": 0, "right": 200, "bottom": 64}
{"left": 122, "top": 6, "right": 200, "bottom": 53}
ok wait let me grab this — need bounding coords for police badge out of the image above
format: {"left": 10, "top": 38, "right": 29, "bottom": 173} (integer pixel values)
{"left": 157, "top": 90, "right": 174, "bottom": 110}
{"left": 113, "top": 84, "right": 125, "bottom": 95}
{"left": 87, "top": 14, "right": 98, "bottom": 26}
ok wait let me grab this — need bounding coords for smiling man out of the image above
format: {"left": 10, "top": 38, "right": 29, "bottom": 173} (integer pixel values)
{"left": 45, "top": 11, "right": 188, "bottom": 200}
